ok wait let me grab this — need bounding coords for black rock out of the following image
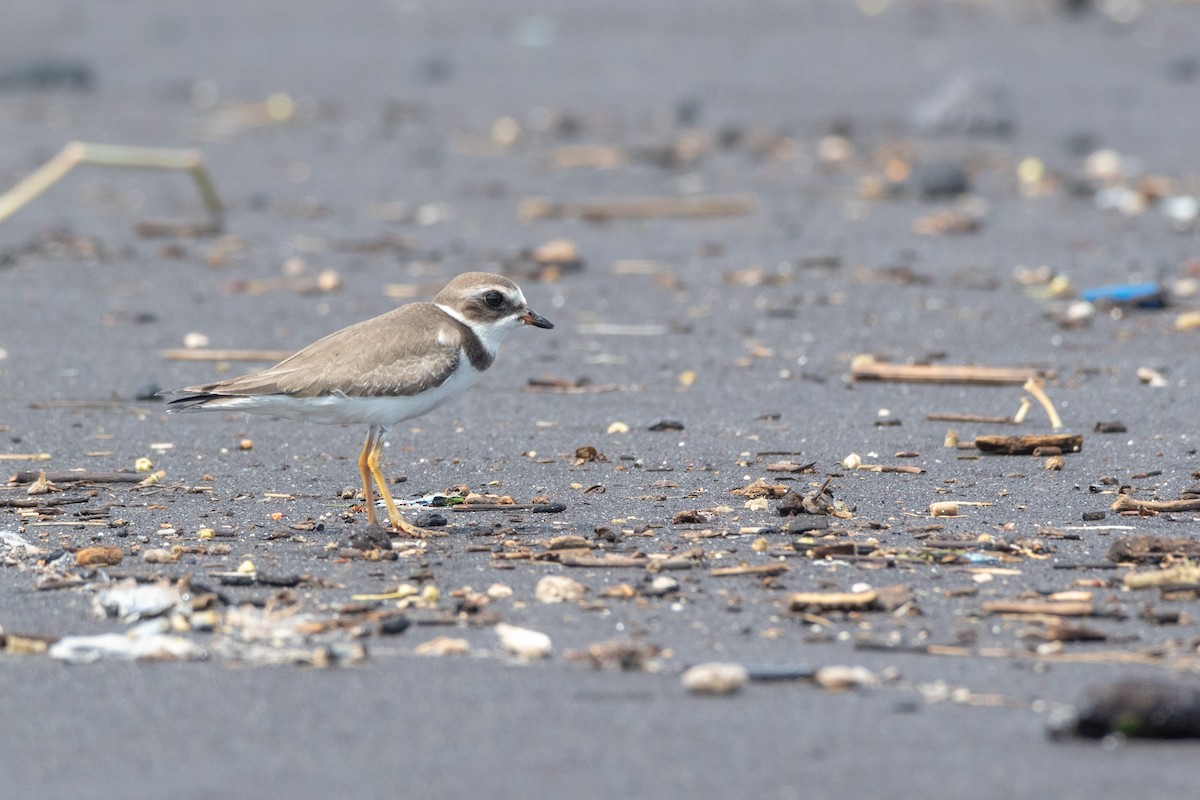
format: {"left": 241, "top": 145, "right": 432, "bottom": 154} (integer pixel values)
{"left": 341, "top": 525, "right": 393, "bottom": 551}
{"left": 913, "top": 163, "right": 970, "bottom": 198}
{"left": 414, "top": 511, "right": 448, "bottom": 528}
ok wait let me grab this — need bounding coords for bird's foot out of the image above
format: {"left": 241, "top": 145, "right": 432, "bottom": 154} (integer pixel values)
{"left": 389, "top": 516, "right": 448, "bottom": 539}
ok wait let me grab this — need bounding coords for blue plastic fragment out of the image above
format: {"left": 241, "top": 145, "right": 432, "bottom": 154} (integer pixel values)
{"left": 1079, "top": 282, "right": 1165, "bottom": 308}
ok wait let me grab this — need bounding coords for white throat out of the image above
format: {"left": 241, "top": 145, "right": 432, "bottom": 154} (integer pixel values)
{"left": 436, "top": 302, "right": 520, "bottom": 357}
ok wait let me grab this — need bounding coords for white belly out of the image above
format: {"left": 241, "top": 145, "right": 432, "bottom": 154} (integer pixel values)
{"left": 199, "top": 361, "right": 484, "bottom": 428}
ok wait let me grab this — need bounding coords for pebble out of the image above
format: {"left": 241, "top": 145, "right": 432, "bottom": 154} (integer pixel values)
{"left": 495, "top": 623, "right": 552, "bottom": 660}
{"left": 75, "top": 545, "right": 123, "bottom": 568}
{"left": 643, "top": 575, "right": 680, "bottom": 597}
{"left": 142, "top": 548, "right": 179, "bottom": 564}
{"left": 535, "top": 575, "right": 586, "bottom": 604}
{"left": 681, "top": 662, "right": 749, "bottom": 695}
{"left": 913, "top": 162, "right": 970, "bottom": 198}
{"left": 814, "top": 665, "right": 879, "bottom": 691}
{"left": 414, "top": 511, "right": 448, "bottom": 528}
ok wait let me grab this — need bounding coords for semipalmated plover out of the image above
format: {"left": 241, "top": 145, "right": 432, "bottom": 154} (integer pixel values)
{"left": 162, "top": 271, "right": 554, "bottom": 536}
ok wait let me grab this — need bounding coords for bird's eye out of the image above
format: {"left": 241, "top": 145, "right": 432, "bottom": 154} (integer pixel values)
{"left": 483, "top": 290, "right": 505, "bottom": 309}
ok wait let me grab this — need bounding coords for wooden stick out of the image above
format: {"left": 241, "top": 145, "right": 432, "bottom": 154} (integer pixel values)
{"left": 0, "top": 453, "right": 52, "bottom": 461}
{"left": 789, "top": 590, "right": 877, "bottom": 611}
{"left": 1023, "top": 377, "right": 1064, "bottom": 431}
{"left": 926, "top": 412, "right": 1015, "bottom": 424}
{"left": 974, "top": 434, "right": 1083, "bottom": 455}
{"left": 0, "top": 141, "right": 222, "bottom": 229}
{"left": 981, "top": 600, "right": 1095, "bottom": 616}
{"left": 851, "top": 356, "right": 1044, "bottom": 385}
{"left": 855, "top": 464, "right": 925, "bottom": 474}
{"left": 1110, "top": 495, "right": 1200, "bottom": 514}
{"left": 518, "top": 194, "right": 756, "bottom": 222}
{"left": 9, "top": 470, "right": 144, "bottom": 484}
{"left": 161, "top": 348, "right": 293, "bottom": 363}
{"left": 709, "top": 563, "right": 789, "bottom": 578}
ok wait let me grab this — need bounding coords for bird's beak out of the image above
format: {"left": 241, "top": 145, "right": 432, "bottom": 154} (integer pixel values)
{"left": 521, "top": 309, "right": 555, "bottom": 329}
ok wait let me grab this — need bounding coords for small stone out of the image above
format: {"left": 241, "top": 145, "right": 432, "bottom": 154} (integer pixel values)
{"left": 814, "top": 665, "right": 879, "bottom": 691}
{"left": 681, "top": 662, "right": 749, "bottom": 695}
{"left": 648, "top": 420, "right": 685, "bottom": 432}
{"left": 606, "top": 421, "right": 631, "bottom": 435}
{"left": 486, "top": 583, "right": 514, "bottom": 599}
{"left": 495, "top": 623, "right": 552, "bottom": 660}
{"left": 785, "top": 516, "right": 831, "bottom": 534}
{"left": 378, "top": 615, "right": 411, "bottom": 636}
{"left": 1082, "top": 511, "right": 1106, "bottom": 522}
{"left": 643, "top": 575, "right": 680, "bottom": 597}
{"left": 912, "top": 162, "right": 970, "bottom": 198}
{"left": 142, "top": 548, "right": 179, "bottom": 564}
{"left": 341, "top": 527, "right": 393, "bottom": 551}
{"left": 75, "top": 545, "right": 123, "bottom": 568}
{"left": 239, "top": 438, "right": 253, "bottom": 451}
{"left": 535, "top": 575, "right": 586, "bottom": 604}
{"left": 414, "top": 511, "right": 448, "bottom": 528}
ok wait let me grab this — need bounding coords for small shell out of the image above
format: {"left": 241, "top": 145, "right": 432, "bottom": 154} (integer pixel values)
{"left": 681, "top": 662, "right": 749, "bottom": 695}
{"left": 495, "top": 623, "right": 552, "bottom": 660}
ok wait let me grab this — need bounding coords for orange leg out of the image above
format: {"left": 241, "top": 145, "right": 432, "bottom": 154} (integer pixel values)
{"left": 357, "top": 430, "right": 378, "bottom": 527}
{"left": 363, "top": 425, "right": 443, "bottom": 538}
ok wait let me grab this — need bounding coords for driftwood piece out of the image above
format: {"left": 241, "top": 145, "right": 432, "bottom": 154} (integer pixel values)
{"left": 0, "top": 141, "right": 222, "bottom": 234}
{"left": 518, "top": 194, "right": 755, "bottom": 222}
{"left": 9, "top": 471, "right": 144, "bottom": 484}
{"left": 850, "top": 356, "right": 1045, "bottom": 385}
{"left": 1110, "top": 495, "right": 1200, "bottom": 514}
{"left": 1107, "top": 535, "right": 1200, "bottom": 564}
{"left": 926, "top": 412, "right": 1015, "bottom": 424}
{"left": 708, "top": 563, "right": 789, "bottom": 578}
{"left": 789, "top": 589, "right": 878, "bottom": 612}
{"left": 981, "top": 600, "right": 1095, "bottom": 617}
{"left": 974, "top": 434, "right": 1083, "bottom": 455}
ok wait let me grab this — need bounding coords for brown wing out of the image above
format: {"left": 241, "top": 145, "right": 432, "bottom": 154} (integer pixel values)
{"left": 178, "top": 303, "right": 463, "bottom": 399}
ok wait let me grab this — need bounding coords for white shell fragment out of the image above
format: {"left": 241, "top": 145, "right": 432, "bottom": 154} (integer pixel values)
{"left": 93, "top": 579, "right": 184, "bottom": 621}
{"left": 49, "top": 630, "right": 203, "bottom": 664}
{"left": 814, "top": 665, "right": 879, "bottom": 691}
{"left": 495, "top": 623, "right": 552, "bottom": 660}
{"left": 681, "top": 662, "right": 749, "bottom": 695}
{"left": 535, "top": 575, "right": 586, "bottom": 604}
